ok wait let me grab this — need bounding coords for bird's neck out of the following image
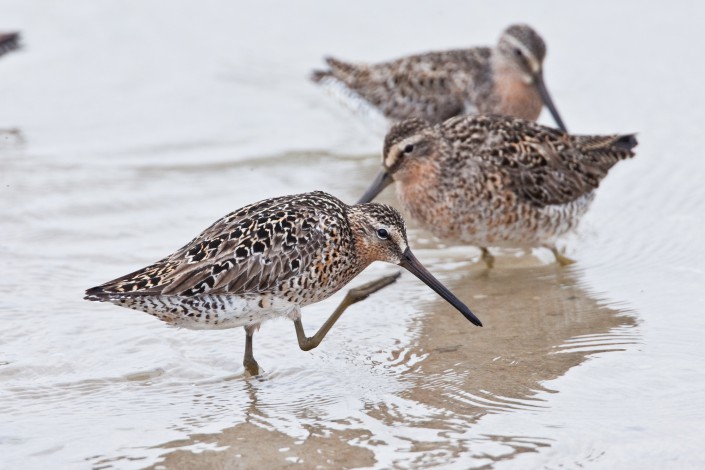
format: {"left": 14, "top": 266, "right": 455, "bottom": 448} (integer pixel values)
{"left": 491, "top": 59, "right": 543, "bottom": 121}
{"left": 394, "top": 159, "right": 444, "bottom": 228}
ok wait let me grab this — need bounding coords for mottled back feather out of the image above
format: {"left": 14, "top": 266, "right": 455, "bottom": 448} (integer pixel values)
{"left": 86, "top": 192, "right": 352, "bottom": 298}
{"left": 441, "top": 115, "right": 637, "bottom": 207}
{"left": 312, "top": 49, "right": 493, "bottom": 123}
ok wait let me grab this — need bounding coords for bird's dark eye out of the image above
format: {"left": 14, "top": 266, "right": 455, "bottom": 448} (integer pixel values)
{"left": 376, "top": 228, "right": 389, "bottom": 239}
{"left": 403, "top": 144, "right": 414, "bottom": 154}
{"left": 513, "top": 48, "right": 523, "bottom": 56}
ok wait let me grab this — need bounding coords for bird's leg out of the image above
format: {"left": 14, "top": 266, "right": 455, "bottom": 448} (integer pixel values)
{"left": 294, "top": 272, "right": 401, "bottom": 351}
{"left": 480, "top": 247, "right": 495, "bottom": 268}
{"left": 548, "top": 245, "right": 576, "bottom": 266}
{"left": 243, "top": 325, "right": 261, "bottom": 376}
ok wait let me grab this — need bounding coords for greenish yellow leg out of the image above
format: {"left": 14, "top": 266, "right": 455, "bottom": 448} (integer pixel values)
{"left": 243, "top": 325, "right": 261, "bottom": 376}
{"left": 550, "top": 246, "right": 576, "bottom": 266}
{"left": 480, "top": 247, "right": 495, "bottom": 268}
{"left": 294, "top": 272, "right": 401, "bottom": 351}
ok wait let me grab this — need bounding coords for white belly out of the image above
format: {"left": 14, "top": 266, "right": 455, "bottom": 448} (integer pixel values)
{"left": 107, "top": 293, "right": 300, "bottom": 330}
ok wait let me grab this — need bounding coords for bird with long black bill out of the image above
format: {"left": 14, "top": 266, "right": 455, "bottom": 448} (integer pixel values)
{"left": 358, "top": 115, "right": 637, "bottom": 267}
{"left": 85, "top": 191, "right": 481, "bottom": 375}
{"left": 312, "top": 24, "right": 567, "bottom": 131}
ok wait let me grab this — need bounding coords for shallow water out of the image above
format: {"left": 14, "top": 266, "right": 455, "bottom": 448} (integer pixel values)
{"left": 2, "top": 1, "right": 705, "bottom": 469}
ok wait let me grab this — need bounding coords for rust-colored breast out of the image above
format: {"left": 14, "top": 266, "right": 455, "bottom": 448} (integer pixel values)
{"left": 493, "top": 75, "right": 543, "bottom": 121}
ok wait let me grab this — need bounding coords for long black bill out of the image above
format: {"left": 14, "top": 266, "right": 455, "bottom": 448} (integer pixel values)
{"left": 357, "top": 170, "right": 394, "bottom": 204}
{"left": 399, "top": 248, "right": 482, "bottom": 327}
{"left": 535, "top": 72, "right": 567, "bottom": 133}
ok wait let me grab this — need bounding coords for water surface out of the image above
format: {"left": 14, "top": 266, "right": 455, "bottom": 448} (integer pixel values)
{"left": 1, "top": 1, "right": 704, "bottom": 469}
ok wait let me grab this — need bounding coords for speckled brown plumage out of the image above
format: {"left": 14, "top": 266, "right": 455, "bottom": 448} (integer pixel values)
{"left": 311, "top": 24, "right": 567, "bottom": 131}
{"left": 87, "top": 193, "right": 372, "bottom": 326}
{"left": 85, "top": 191, "right": 481, "bottom": 373}
{"left": 358, "top": 115, "right": 637, "bottom": 264}
{"left": 0, "top": 32, "right": 20, "bottom": 58}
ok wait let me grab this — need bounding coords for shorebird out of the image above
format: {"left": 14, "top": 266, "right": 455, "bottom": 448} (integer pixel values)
{"left": 0, "top": 32, "right": 20, "bottom": 58}
{"left": 85, "top": 191, "right": 481, "bottom": 375}
{"left": 357, "top": 115, "right": 637, "bottom": 267}
{"left": 311, "top": 24, "right": 567, "bottom": 131}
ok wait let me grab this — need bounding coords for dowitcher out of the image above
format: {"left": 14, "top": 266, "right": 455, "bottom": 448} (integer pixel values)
{"left": 357, "top": 115, "right": 637, "bottom": 267}
{"left": 85, "top": 191, "right": 481, "bottom": 375}
{"left": 0, "top": 32, "right": 20, "bottom": 58}
{"left": 311, "top": 24, "right": 567, "bottom": 131}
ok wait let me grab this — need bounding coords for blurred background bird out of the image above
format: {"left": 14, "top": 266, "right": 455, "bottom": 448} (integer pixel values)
{"left": 312, "top": 24, "right": 567, "bottom": 132}
{"left": 0, "top": 32, "right": 21, "bottom": 59}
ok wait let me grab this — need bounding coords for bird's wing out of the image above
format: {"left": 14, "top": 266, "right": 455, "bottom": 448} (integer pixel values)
{"left": 313, "top": 49, "right": 490, "bottom": 122}
{"left": 443, "top": 115, "right": 637, "bottom": 207}
{"left": 86, "top": 193, "right": 339, "bottom": 298}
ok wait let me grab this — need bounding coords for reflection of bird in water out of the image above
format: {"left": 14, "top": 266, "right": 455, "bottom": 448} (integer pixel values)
{"left": 358, "top": 115, "right": 637, "bottom": 267}
{"left": 85, "top": 191, "right": 481, "bottom": 375}
{"left": 311, "top": 24, "right": 567, "bottom": 131}
{"left": 0, "top": 32, "right": 20, "bottom": 58}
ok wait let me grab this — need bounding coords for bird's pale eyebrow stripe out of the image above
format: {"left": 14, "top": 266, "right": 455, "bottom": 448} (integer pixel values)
{"left": 504, "top": 35, "right": 534, "bottom": 60}
{"left": 386, "top": 136, "right": 420, "bottom": 169}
